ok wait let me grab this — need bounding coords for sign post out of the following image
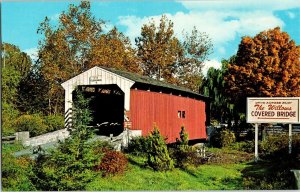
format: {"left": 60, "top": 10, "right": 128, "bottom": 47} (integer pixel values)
{"left": 289, "top": 124, "right": 292, "bottom": 154}
{"left": 255, "top": 123, "right": 259, "bottom": 162}
{"left": 247, "top": 97, "right": 300, "bottom": 161}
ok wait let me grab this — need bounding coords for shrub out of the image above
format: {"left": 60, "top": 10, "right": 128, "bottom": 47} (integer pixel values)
{"left": 260, "top": 134, "right": 300, "bottom": 158}
{"left": 2, "top": 102, "right": 19, "bottom": 136}
{"left": 127, "top": 136, "right": 150, "bottom": 156}
{"left": 230, "top": 141, "right": 255, "bottom": 153}
{"left": 146, "top": 126, "right": 174, "bottom": 171}
{"left": 177, "top": 126, "right": 189, "bottom": 146}
{"left": 209, "top": 129, "right": 222, "bottom": 148}
{"left": 93, "top": 140, "right": 114, "bottom": 155}
{"left": 220, "top": 129, "right": 236, "bottom": 147}
{"left": 169, "top": 147, "right": 204, "bottom": 168}
{"left": 243, "top": 171, "right": 295, "bottom": 190}
{"left": 15, "top": 114, "right": 48, "bottom": 137}
{"left": 2, "top": 153, "right": 35, "bottom": 191}
{"left": 44, "top": 114, "right": 64, "bottom": 132}
{"left": 30, "top": 90, "right": 97, "bottom": 191}
{"left": 210, "top": 129, "right": 236, "bottom": 148}
{"left": 96, "top": 150, "right": 128, "bottom": 177}
{"left": 170, "top": 126, "right": 204, "bottom": 168}
{"left": 31, "top": 139, "right": 98, "bottom": 191}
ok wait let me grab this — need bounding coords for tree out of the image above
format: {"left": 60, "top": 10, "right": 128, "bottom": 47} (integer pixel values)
{"left": 2, "top": 66, "right": 21, "bottom": 105}
{"left": 17, "top": 67, "right": 49, "bottom": 114}
{"left": 146, "top": 126, "right": 174, "bottom": 171}
{"left": 225, "top": 27, "right": 300, "bottom": 105}
{"left": 224, "top": 27, "right": 300, "bottom": 135}
{"left": 178, "top": 27, "right": 213, "bottom": 91}
{"left": 89, "top": 27, "right": 141, "bottom": 73}
{"left": 2, "top": 43, "right": 32, "bottom": 77}
{"left": 200, "top": 58, "right": 237, "bottom": 127}
{"left": 1, "top": 43, "right": 32, "bottom": 105}
{"left": 178, "top": 126, "right": 189, "bottom": 146}
{"left": 136, "top": 15, "right": 183, "bottom": 84}
{"left": 31, "top": 89, "right": 97, "bottom": 190}
{"left": 37, "top": 1, "right": 140, "bottom": 114}
{"left": 1, "top": 43, "right": 32, "bottom": 135}
{"left": 136, "top": 15, "right": 212, "bottom": 91}
{"left": 1, "top": 43, "right": 49, "bottom": 115}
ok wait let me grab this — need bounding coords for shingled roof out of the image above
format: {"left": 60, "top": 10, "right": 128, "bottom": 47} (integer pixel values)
{"left": 101, "top": 67, "right": 208, "bottom": 99}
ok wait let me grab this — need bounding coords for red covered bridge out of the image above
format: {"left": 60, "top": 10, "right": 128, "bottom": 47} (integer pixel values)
{"left": 61, "top": 66, "right": 209, "bottom": 143}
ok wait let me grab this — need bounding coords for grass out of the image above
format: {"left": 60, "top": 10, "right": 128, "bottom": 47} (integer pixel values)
{"left": 3, "top": 143, "right": 298, "bottom": 190}
{"left": 86, "top": 155, "right": 249, "bottom": 190}
{"left": 241, "top": 157, "right": 300, "bottom": 190}
{"left": 2, "top": 142, "right": 25, "bottom": 154}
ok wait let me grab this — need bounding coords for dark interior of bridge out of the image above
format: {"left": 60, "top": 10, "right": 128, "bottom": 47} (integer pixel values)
{"left": 73, "top": 84, "right": 124, "bottom": 136}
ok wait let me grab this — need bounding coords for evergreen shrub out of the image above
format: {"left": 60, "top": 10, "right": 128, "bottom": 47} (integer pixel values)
{"left": 30, "top": 89, "right": 98, "bottom": 191}
{"left": 170, "top": 126, "right": 204, "bottom": 168}
{"left": 127, "top": 136, "right": 150, "bottom": 156}
{"left": 146, "top": 126, "right": 174, "bottom": 171}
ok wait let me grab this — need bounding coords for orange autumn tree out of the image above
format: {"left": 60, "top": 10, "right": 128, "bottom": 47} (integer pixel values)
{"left": 224, "top": 27, "right": 300, "bottom": 128}
{"left": 226, "top": 27, "right": 300, "bottom": 105}
{"left": 37, "top": 1, "right": 140, "bottom": 114}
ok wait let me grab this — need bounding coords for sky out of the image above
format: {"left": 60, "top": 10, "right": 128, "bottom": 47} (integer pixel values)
{"left": 2, "top": 0, "right": 300, "bottom": 75}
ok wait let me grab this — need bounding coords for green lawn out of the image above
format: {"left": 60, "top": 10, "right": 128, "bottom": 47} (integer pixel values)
{"left": 86, "top": 155, "right": 248, "bottom": 190}
{"left": 2, "top": 143, "right": 298, "bottom": 190}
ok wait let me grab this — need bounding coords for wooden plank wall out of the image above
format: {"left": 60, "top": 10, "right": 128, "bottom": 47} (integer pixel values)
{"left": 130, "top": 89, "right": 207, "bottom": 143}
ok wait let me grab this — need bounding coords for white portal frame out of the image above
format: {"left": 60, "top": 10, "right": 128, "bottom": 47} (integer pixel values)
{"left": 61, "top": 66, "right": 135, "bottom": 128}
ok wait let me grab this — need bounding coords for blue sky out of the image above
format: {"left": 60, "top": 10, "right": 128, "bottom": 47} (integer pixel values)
{"left": 3, "top": 0, "right": 300, "bottom": 74}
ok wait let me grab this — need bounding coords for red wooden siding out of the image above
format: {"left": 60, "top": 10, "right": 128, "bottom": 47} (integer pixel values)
{"left": 130, "top": 89, "right": 207, "bottom": 143}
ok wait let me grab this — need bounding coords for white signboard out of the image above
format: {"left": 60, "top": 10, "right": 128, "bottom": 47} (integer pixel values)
{"left": 247, "top": 97, "right": 300, "bottom": 123}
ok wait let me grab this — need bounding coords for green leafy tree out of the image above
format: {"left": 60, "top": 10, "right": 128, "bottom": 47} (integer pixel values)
{"left": 136, "top": 15, "right": 212, "bottom": 92}
{"left": 17, "top": 66, "right": 49, "bottom": 114}
{"left": 2, "top": 43, "right": 31, "bottom": 77}
{"left": 2, "top": 102, "right": 19, "bottom": 136}
{"left": 2, "top": 66, "right": 21, "bottom": 105}
{"left": 1, "top": 43, "right": 31, "bottom": 135}
{"left": 146, "top": 126, "right": 174, "bottom": 171}
{"left": 200, "top": 58, "right": 238, "bottom": 127}
{"left": 1, "top": 43, "right": 49, "bottom": 115}
{"left": 1, "top": 43, "right": 31, "bottom": 105}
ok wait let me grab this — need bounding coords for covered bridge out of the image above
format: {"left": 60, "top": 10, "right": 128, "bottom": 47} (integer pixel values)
{"left": 61, "top": 66, "right": 209, "bottom": 143}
